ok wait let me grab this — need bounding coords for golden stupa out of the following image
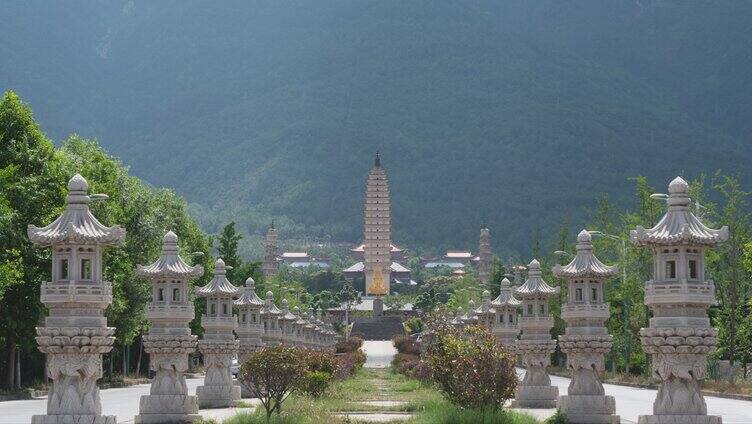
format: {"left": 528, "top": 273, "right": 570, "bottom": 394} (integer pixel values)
{"left": 369, "top": 266, "right": 388, "bottom": 296}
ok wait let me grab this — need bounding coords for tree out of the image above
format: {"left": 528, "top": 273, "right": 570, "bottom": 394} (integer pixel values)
{"left": 336, "top": 282, "right": 360, "bottom": 325}
{"left": 239, "top": 345, "right": 307, "bottom": 421}
{"left": 217, "top": 221, "right": 242, "bottom": 284}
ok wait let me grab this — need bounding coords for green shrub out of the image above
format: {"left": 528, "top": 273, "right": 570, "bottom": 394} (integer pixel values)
{"left": 335, "top": 336, "right": 363, "bottom": 353}
{"left": 424, "top": 322, "right": 517, "bottom": 411}
{"left": 300, "top": 371, "right": 333, "bottom": 397}
{"left": 543, "top": 410, "right": 570, "bottom": 424}
{"left": 404, "top": 317, "right": 424, "bottom": 334}
{"left": 302, "top": 349, "right": 337, "bottom": 375}
{"left": 239, "top": 345, "right": 307, "bottom": 421}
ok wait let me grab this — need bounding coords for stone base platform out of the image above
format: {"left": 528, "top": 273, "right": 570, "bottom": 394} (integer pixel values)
{"left": 511, "top": 385, "right": 558, "bottom": 409}
{"left": 197, "top": 385, "right": 241, "bottom": 408}
{"left": 134, "top": 394, "right": 201, "bottom": 423}
{"left": 32, "top": 415, "right": 117, "bottom": 424}
{"left": 559, "top": 395, "right": 619, "bottom": 424}
{"left": 638, "top": 415, "right": 722, "bottom": 424}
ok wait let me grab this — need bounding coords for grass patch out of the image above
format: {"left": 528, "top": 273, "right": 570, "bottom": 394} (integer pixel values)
{"left": 404, "top": 397, "right": 539, "bottom": 424}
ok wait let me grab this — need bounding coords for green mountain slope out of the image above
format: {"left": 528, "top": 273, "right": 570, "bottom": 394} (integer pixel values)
{"left": 1, "top": 1, "right": 750, "bottom": 256}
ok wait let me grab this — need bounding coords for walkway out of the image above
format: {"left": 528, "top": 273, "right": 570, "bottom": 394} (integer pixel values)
{"left": 363, "top": 340, "right": 398, "bottom": 368}
{"left": 0, "top": 378, "right": 256, "bottom": 424}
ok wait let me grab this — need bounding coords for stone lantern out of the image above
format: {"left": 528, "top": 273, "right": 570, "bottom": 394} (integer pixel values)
{"left": 28, "top": 174, "right": 125, "bottom": 424}
{"left": 302, "top": 310, "right": 315, "bottom": 348}
{"left": 450, "top": 306, "right": 465, "bottom": 328}
{"left": 553, "top": 230, "right": 618, "bottom": 424}
{"left": 278, "top": 299, "right": 298, "bottom": 345}
{"left": 234, "top": 277, "right": 264, "bottom": 398}
{"left": 260, "top": 291, "right": 282, "bottom": 345}
{"left": 491, "top": 278, "right": 521, "bottom": 348}
{"left": 631, "top": 177, "right": 727, "bottom": 424}
{"left": 134, "top": 231, "right": 204, "bottom": 423}
{"left": 474, "top": 291, "right": 496, "bottom": 331}
{"left": 196, "top": 258, "right": 241, "bottom": 408}
{"left": 513, "top": 259, "right": 559, "bottom": 408}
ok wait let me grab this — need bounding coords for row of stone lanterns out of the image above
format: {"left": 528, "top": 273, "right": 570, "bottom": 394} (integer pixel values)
{"left": 28, "top": 174, "right": 337, "bottom": 424}
{"left": 447, "top": 176, "right": 727, "bottom": 424}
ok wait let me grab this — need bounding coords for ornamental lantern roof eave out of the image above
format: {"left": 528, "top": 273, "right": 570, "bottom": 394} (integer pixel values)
{"left": 136, "top": 231, "right": 204, "bottom": 279}
{"left": 514, "top": 259, "right": 559, "bottom": 297}
{"left": 196, "top": 258, "right": 240, "bottom": 298}
{"left": 630, "top": 177, "right": 729, "bottom": 247}
{"left": 553, "top": 230, "right": 618, "bottom": 279}
{"left": 27, "top": 174, "right": 126, "bottom": 247}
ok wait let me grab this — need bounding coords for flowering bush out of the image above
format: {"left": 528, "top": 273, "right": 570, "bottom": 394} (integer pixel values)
{"left": 239, "top": 345, "right": 307, "bottom": 420}
{"left": 335, "top": 336, "right": 363, "bottom": 353}
{"left": 392, "top": 334, "right": 421, "bottom": 356}
{"left": 424, "top": 322, "right": 517, "bottom": 411}
{"left": 300, "top": 370, "right": 333, "bottom": 398}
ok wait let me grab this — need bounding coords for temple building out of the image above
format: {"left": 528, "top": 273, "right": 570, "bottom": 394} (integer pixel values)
{"left": 262, "top": 222, "right": 278, "bottom": 277}
{"left": 478, "top": 227, "right": 492, "bottom": 285}
{"left": 554, "top": 230, "right": 619, "bottom": 424}
{"left": 134, "top": 231, "right": 203, "bottom": 423}
{"left": 421, "top": 251, "right": 476, "bottom": 270}
{"left": 364, "top": 152, "right": 393, "bottom": 295}
{"left": 28, "top": 174, "right": 125, "bottom": 424}
{"left": 513, "top": 259, "right": 559, "bottom": 409}
{"left": 350, "top": 242, "right": 406, "bottom": 263}
{"left": 631, "top": 177, "right": 727, "bottom": 424}
{"left": 277, "top": 251, "right": 331, "bottom": 269}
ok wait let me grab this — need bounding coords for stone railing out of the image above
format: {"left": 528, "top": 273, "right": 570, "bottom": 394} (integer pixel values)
{"left": 561, "top": 304, "right": 610, "bottom": 319}
{"left": 40, "top": 281, "right": 113, "bottom": 305}
{"left": 644, "top": 281, "right": 716, "bottom": 305}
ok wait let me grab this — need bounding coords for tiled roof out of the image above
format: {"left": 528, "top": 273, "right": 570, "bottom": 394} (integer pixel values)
{"left": 137, "top": 231, "right": 203, "bottom": 279}
{"left": 196, "top": 258, "right": 240, "bottom": 297}
{"left": 235, "top": 277, "right": 264, "bottom": 306}
{"left": 553, "top": 230, "right": 618, "bottom": 278}
{"left": 515, "top": 259, "right": 558, "bottom": 297}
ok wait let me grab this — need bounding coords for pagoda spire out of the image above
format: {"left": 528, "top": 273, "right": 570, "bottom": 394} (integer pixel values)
{"left": 374, "top": 151, "right": 381, "bottom": 167}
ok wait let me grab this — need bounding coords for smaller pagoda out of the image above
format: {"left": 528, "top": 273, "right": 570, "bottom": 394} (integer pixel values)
{"left": 491, "top": 278, "right": 522, "bottom": 348}
{"left": 260, "top": 291, "right": 283, "bottom": 345}
{"left": 234, "top": 277, "right": 265, "bottom": 398}
{"left": 28, "top": 174, "right": 125, "bottom": 424}
{"left": 554, "top": 230, "right": 619, "bottom": 424}
{"left": 513, "top": 259, "right": 559, "bottom": 408}
{"left": 632, "top": 177, "right": 727, "bottom": 424}
{"left": 196, "top": 258, "right": 241, "bottom": 408}
{"left": 292, "top": 307, "right": 307, "bottom": 347}
{"left": 134, "top": 231, "right": 203, "bottom": 423}
{"left": 478, "top": 226, "right": 492, "bottom": 285}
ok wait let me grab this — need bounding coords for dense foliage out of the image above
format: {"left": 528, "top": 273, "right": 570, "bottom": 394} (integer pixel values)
{"left": 240, "top": 345, "right": 308, "bottom": 421}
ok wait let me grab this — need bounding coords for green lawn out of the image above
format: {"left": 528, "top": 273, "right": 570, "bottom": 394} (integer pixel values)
{"left": 199, "top": 368, "right": 539, "bottom": 424}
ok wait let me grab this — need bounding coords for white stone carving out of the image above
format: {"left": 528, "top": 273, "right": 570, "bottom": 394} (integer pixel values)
{"left": 513, "top": 259, "right": 559, "bottom": 409}
{"left": 554, "top": 229, "right": 619, "bottom": 423}
{"left": 28, "top": 174, "right": 124, "bottom": 424}
{"left": 631, "top": 177, "right": 726, "bottom": 424}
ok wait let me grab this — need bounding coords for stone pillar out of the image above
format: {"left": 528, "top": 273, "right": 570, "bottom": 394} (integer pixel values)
{"left": 513, "top": 259, "right": 559, "bottom": 408}
{"left": 262, "top": 222, "right": 278, "bottom": 278}
{"left": 554, "top": 230, "right": 619, "bottom": 424}
{"left": 28, "top": 174, "right": 125, "bottom": 424}
{"left": 373, "top": 297, "right": 384, "bottom": 317}
{"left": 632, "top": 177, "right": 727, "bottom": 424}
{"left": 196, "top": 259, "right": 241, "bottom": 408}
{"left": 134, "top": 231, "right": 203, "bottom": 423}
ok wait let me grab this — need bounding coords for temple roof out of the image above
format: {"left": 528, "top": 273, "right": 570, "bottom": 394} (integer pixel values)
{"left": 196, "top": 258, "right": 240, "bottom": 297}
{"left": 515, "top": 259, "right": 558, "bottom": 297}
{"left": 631, "top": 177, "right": 728, "bottom": 246}
{"left": 136, "top": 231, "right": 204, "bottom": 279}
{"left": 342, "top": 261, "right": 410, "bottom": 273}
{"left": 351, "top": 243, "right": 403, "bottom": 253}
{"left": 28, "top": 174, "right": 126, "bottom": 246}
{"left": 235, "top": 277, "right": 264, "bottom": 306}
{"left": 553, "top": 230, "right": 618, "bottom": 278}
{"left": 445, "top": 251, "right": 473, "bottom": 259}
{"left": 492, "top": 278, "right": 521, "bottom": 307}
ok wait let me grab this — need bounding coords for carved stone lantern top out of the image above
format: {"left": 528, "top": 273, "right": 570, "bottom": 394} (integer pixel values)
{"left": 234, "top": 277, "right": 265, "bottom": 307}
{"left": 28, "top": 174, "right": 126, "bottom": 247}
{"left": 137, "top": 231, "right": 204, "bottom": 279}
{"left": 261, "top": 291, "right": 282, "bottom": 315}
{"left": 515, "top": 259, "right": 558, "bottom": 298}
{"left": 553, "top": 230, "right": 617, "bottom": 279}
{"left": 196, "top": 258, "right": 240, "bottom": 298}
{"left": 492, "top": 278, "right": 521, "bottom": 307}
{"left": 631, "top": 177, "right": 728, "bottom": 247}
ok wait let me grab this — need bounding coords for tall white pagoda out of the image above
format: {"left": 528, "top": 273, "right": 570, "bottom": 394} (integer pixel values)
{"left": 134, "top": 231, "right": 203, "bottom": 424}
{"left": 491, "top": 277, "right": 521, "bottom": 347}
{"left": 364, "top": 152, "right": 392, "bottom": 297}
{"left": 196, "top": 258, "right": 241, "bottom": 408}
{"left": 554, "top": 230, "right": 619, "bottom": 424}
{"left": 632, "top": 177, "right": 727, "bottom": 424}
{"left": 478, "top": 226, "right": 492, "bottom": 285}
{"left": 513, "top": 259, "right": 559, "bottom": 408}
{"left": 28, "top": 174, "right": 125, "bottom": 424}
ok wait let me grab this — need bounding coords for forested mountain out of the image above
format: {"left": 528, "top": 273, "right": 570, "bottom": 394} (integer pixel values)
{"left": 2, "top": 1, "right": 751, "bottom": 257}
